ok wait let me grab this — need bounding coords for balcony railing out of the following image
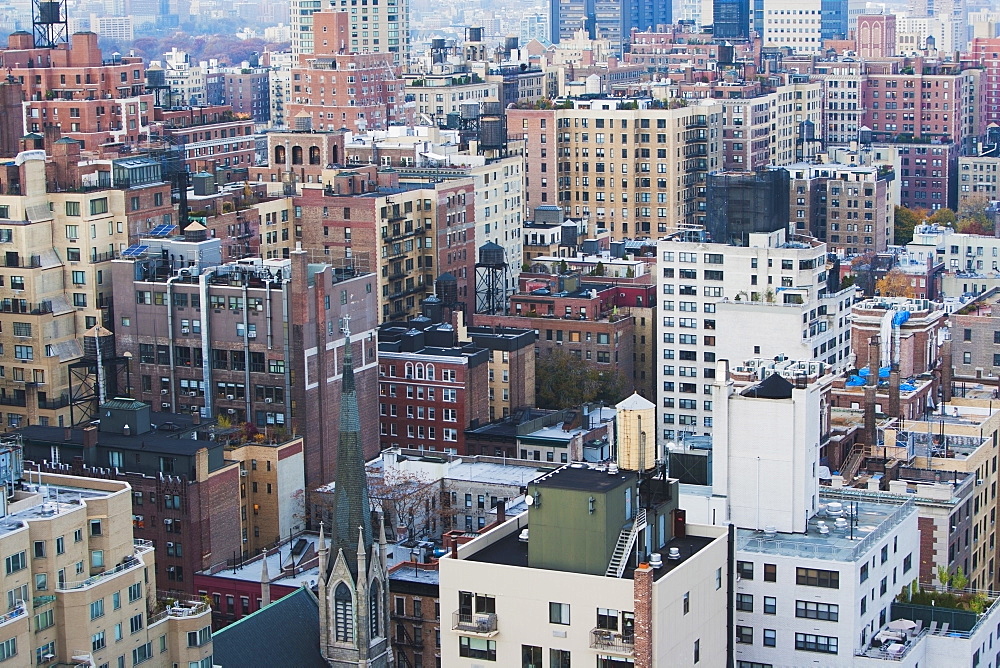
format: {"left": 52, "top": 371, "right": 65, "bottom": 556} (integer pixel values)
{"left": 452, "top": 611, "right": 498, "bottom": 635}
{"left": 0, "top": 602, "right": 26, "bottom": 627}
{"left": 57, "top": 540, "right": 152, "bottom": 591}
{"left": 0, "top": 255, "right": 41, "bottom": 268}
{"left": 590, "top": 629, "right": 634, "bottom": 654}
{"left": 148, "top": 596, "right": 211, "bottom": 626}
{"left": 0, "top": 301, "right": 52, "bottom": 315}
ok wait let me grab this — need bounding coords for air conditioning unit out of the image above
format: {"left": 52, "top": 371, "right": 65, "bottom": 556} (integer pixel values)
{"left": 161, "top": 389, "right": 169, "bottom": 395}
{"left": 161, "top": 402, "right": 171, "bottom": 409}
{"left": 227, "top": 408, "right": 236, "bottom": 414}
{"left": 264, "top": 397, "right": 273, "bottom": 403}
{"left": 226, "top": 394, "right": 234, "bottom": 400}
{"left": 181, "top": 328, "right": 190, "bottom": 334}
{"left": 247, "top": 331, "right": 257, "bottom": 338}
{"left": 240, "top": 470, "right": 248, "bottom": 477}
{"left": 188, "top": 391, "right": 198, "bottom": 397}
{"left": 164, "top": 518, "right": 172, "bottom": 525}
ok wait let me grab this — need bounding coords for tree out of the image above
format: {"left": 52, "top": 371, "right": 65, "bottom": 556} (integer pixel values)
{"left": 535, "top": 348, "right": 629, "bottom": 410}
{"left": 875, "top": 268, "right": 914, "bottom": 298}
{"left": 894, "top": 206, "right": 924, "bottom": 245}
{"left": 937, "top": 565, "right": 952, "bottom": 590}
{"left": 951, "top": 566, "right": 969, "bottom": 592}
{"left": 592, "top": 261, "right": 605, "bottom": 276}
{"left": 957, "top": 193, "right": 993, "bottom": 235}
{"left": 365, "top": 465, "right": 454, "bottom": 541}
{"left": 927, "top": 208, "right": 956, "bottom": 226}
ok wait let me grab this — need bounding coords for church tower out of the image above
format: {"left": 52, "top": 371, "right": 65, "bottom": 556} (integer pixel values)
{"left": 318, "top": 324, "right": 392, "bottom": 667}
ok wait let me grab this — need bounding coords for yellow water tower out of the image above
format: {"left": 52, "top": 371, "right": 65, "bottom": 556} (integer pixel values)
{"left": 615, "top": 393, "right": 656, "bottom": 472}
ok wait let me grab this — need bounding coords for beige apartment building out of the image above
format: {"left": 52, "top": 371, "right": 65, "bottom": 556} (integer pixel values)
{"left": 0, "top": 150, "right": 172, "bottom": 429}
{"left": 509, "top": 98, "right": 723, "bottom": 239}
{"left": 0, "top": 459, "right": 213, "bottom": 667}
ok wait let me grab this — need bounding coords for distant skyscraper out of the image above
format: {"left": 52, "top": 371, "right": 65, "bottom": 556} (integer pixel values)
{"left": 713, "top": 0, "right": 749, "bottom": 39}
{"left": 550, "top": 0, "right": 671, "bottom": 53}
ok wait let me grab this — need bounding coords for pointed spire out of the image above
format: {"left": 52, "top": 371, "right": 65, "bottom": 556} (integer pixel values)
{"left": 357, "top": 526, "right": 366, "bottom": 558}
{"left": 318, "top": 521, "right": 327, "bottom": 577}
{"left": 332, "top": 328, "right": 373, "bottom": 576}
{"left": 260, "top": 549, "right": 271, "bottom": 607}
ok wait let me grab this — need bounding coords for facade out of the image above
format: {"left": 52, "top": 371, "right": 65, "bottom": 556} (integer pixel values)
{"left": 714, "top": 0, "right": 751, "bottom": 40}
{"left": 290, "top": 0, "right": 409, "bottom": 66}
{"left": 286, "top": 12, "right": 406, "bottom": 133}
{"left": 377, "top": 322, "right": 491, "bottom": 455}
{"left": 0, "top": 147, "right": 173, "bottom": 430}
{"left": 784, "top": 162, "right": 895, "bottom": 254}
{"left": 110, "top": 234, "right": 381, "bottom": 490}
{"left": 857, "top": 13, "right": 897, "bottom": 59}
{"left": 508, "top": 99, "right": 723, "bottom": 238}
{"left": 439, "top": 413, "right": 730, "bottom": 668}
{"left": 971, "top": 37, "right": 1000, "bottom": 136}
{"left": 656, "top": 228, "right": 853, "bottom": 444}
{"left": 957, "top": 145, "right": 1000, "bottom": 206}
{"left": 218, "top": 70, "right": 271, "bottom": 125}
{"left": 1, "top": 31, "right": 152, "bottom": 150}
{"left": 0, "top": 458, "right": 214, "bottom": 668}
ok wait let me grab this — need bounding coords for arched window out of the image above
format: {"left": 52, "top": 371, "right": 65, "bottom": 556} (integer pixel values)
{"left": 274, "top": 146, "right": 286, "bottom": 164}
{"left": 405, "top": 363, "right": 413, "bottom": 379}
{"left": 426, "top": 364, "right": 435, "bottom": 380}
{"left": 309, "top": 146, "right": 321, "bottom": 165}
{"left": 292, "top": 146, "right": 304, "bottom": 165}
{"left": 369, "top": 580, "right": 381, "bottom": 638}
{"left": 415, "top": 363, "right": 424, "bottom": 380}
{"left": 334, "top": 582, "right": 354, "bottom": 642}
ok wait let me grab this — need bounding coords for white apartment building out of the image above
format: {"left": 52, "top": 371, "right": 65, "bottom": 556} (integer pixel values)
{"left": 439, "top": 397, "right": 729, "bottom": 668}
{"left": 762, "top": 0, "right": 826, "bottom": 53}
{"left": 813, "top": 62, "right": 864, "bottom": 146}
{"left": 656, "top": 228, "right": 854, "bottom": 444}
{"left": 290, "top": 0, "right": 409, "bottom": 65}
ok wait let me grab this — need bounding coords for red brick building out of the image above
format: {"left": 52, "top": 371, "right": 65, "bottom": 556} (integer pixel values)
{"left": 377, "top": 323, "right": 491, "bottom": 455}
{"left": 857, "top": 15, "right": 896, "bottom": 60}
{"left": 286, "top": 11, "right": 406, "bottom": 132}
{"left": 971, "top": 37, "right": 1000, "bottom": 137}
{"left": 1, "top": 31, "right": 150, "bottom": 150}
{"left": 153, "top": 105, "right": 257, "bottom": 173}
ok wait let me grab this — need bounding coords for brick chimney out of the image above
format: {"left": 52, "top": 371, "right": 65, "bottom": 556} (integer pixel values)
{"left": 82, "top": 425, "right": 98, "bottom": 466}
{"left": 633, "top": 563, "right": 654, "bottom": 668}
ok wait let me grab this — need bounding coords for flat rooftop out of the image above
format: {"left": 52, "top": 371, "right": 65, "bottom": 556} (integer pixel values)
{"left": 445, "top": 461, "right": 547, "bottom": 487}
{"left": 467, "top": 519, "right": 713, "bottom": 581}
{"left": 738, "top": 495, "right": 915, "bottom": 562}
{"left": 0, "top": 482, "right": 114, "bottom": 539}
{"left": 532, "top": 464, "right": 635, "bottom": 493}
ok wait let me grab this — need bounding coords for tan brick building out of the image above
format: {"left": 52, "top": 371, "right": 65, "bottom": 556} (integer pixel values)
{"left": 509, "top": 99, "right": 722, "bottom": 238}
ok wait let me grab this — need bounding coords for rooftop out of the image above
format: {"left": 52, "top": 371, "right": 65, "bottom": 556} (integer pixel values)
{"left": 737, "top": 495, "right": 915, "bottom": 562}
{"left": 466, "top": 514, "right": 713, "bottom": 581}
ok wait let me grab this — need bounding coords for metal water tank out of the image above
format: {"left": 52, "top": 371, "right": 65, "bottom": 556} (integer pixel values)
{"left": 479, "top": 118, "right": 503, "bottom": 149}
{"left": 191, "top": 172, "right": 217, "bottom": 196}
{"left": 560, "top": 222, "right": 578, "bottom": 247}
{"left": 83, "top": 326, "right": 116, "bottom": 360}
{"left": 460, "top": 103, "right": 480, "bottom": 120}
{"left": 146, "top": 67, "right": 165, "bottom": 89}
{"left": 436, "top": 273, "right": 458, "bottom": 307}
{"left": 478, "top": 242, "right": 506, "bottom": 267}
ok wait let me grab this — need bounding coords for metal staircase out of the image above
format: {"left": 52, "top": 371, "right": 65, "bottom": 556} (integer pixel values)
{"left": 605, "top": 509, "right": 646, "bottom": 578}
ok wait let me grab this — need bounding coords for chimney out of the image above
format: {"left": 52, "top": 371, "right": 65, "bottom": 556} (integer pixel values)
{"left": 192, "top": 412, "right": 201, "bottom": 426}
{"left": 82, "top": 425, "right": 99, "bottom": 466}
{"left": 633, "top": 563, "right": 654, "bottom": 668}
{"left": 63, "top": 427, "right": 72, "bottom": 442}
{"left": 864, "top": 336, "right": 880, "bottom": 447}
{"left": 495, "top": 499, "right": 506, "bottom": 525}
{"left": 940, "top": 338, "right": 953, "bottom": 403}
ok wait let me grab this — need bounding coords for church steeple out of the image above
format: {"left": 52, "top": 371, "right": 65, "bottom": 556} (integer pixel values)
{"left": 331, "top": 321, "right": 374, "bottom": 572}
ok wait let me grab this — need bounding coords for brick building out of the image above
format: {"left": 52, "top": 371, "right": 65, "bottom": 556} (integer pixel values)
{"left": 153, "top": 105, "right": 257, "bottom": 174}
{"left": 857, "top": 14, "right": 897, "bottom": 59}
{"left": 110, "top": 233, "right": 380, "bottom": 490}
{"left": 252, "top": 129, "right": 346, "bottom": 187}
{"left": 286, "top": 11, "right": 406, "bottom": 133}
{"left": 294, "top": 169, "right": 476, "bottom": 322}
{"left": 971, "top": 37, "right": 1000, "bottom": 137}
{"left": 1, "top": 31, "right": 151, "bottom": 150}
{"left": 508, "top": 98, "right": 722, "bottom": 237}
{"left": 377, "top": 322, "right": 490, "bottom": 455}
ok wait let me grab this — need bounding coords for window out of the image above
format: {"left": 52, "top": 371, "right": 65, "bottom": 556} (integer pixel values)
{"left": 736, "top": 626, "right": 753, "bottom": 644}
{"left": 89, "top": 198, "right": 109, "bottom": 215}
{"left": 91, "top": 550, "right": 104, "bottom": 569}
{"left": 0, "top": 639, "right": 14, "bottom": 661}
{"left": 459, "top": 637, "right": 496, "bottom": 661}
{"left": 66, "top": 202, "right": 80, "bottom": 217}
{"left": 90, "top": 519, "right": 102, "bottom": 536}
{"left": 763, "top": 629, "right": 776, "bottom": 647}
{"left": 187, "top": 627, "right": 211, "bottom": 647}
{"left": 4, "top": 552, "right": 25, "bottom": 574}
{"left": 596, "top": 608, "right": 618, "bottom": 631}
{"left": 860, "top": 563, "right": 869, "bottom": 583}
{"left": 903, "top": 553, "right": 912, "bottom": 573}
{"left": 763, "top": 563, "right": 776, "bottom": 582}
{"left": 90, "top": 599, "right": 105, "bottom": 620}
{"left": 334, "top": 583, "right": 354, "bottom": 642}
{"left": 128, "top": 583, "right": 142, "bottom": 602}
{"left": 736, "top": 594, "right": 753, "bottom": 612}
{"left": 549, "top": 602, "right": 570, "bottom": 625}
{"left": 737, "top": 561, "right": 753, "bottom": 580}
{"left": 550, "top": 649, "right": 571, "bottom": 668}
{"left": 796, "top": 600, "right": 838, "bottom": 621}
{"left": 34, "top": 609, "right": 53, "bottom": 631}
{"left": 522, "top": 645, "right": 542, "bottom": 668}
{"left": 129, "top": 613, "right": 143, "bottom": 633}
{"left": 32, "top": 541, "right": 44, "bottom": 559}
{"left": 795, "top": 633, "right": 838, "bottom": 654}
{"left": 35, "top": 642, "right": 55, "bottom": 665}
{"left": 132, "top": 642, "right": 152, "bottom": 665}
{"left": 796, "top": 567, "right": 839, "bottom": 588}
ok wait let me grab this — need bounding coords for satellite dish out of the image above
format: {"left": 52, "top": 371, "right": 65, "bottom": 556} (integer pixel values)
{"left": 524, "top": 494, "right": 534, "bottom": 506}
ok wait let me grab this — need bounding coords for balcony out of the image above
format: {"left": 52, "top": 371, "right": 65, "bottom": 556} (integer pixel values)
{"left": 590, "top": 629, "right": 634, "bottom": 655}
{"left": 56, "top": 539, "right": 152, "bottom": 591}
{"left": 0, "top": 602, "right": 26, "bottom": 628}
{"left": 0, "top": 255, "right": 40, "bottom": 268}
{"left": 0, "top": 301, "right": 52, "bottom": 315}
{"left": 452, "top": 611, "right": 498, "bottom": 636}
{"left": 148, "top": 593, "right": 211, "bottom": 627}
